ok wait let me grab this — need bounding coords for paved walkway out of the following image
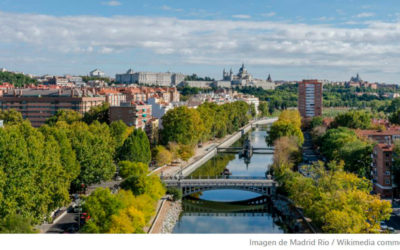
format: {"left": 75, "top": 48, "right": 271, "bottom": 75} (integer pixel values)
{"left": 154, "top": 137, "right": 226, "bottom": 177}
{"left": 150, "top": 200, "right": 172, "bottom": 234}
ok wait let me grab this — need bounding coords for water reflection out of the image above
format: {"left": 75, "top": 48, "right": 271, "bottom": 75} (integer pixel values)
{"left": 173, "top": 127, "right": 287, "bottom": 233}
{"left": 174, "top": 195, "right": 285, "bottom": 234}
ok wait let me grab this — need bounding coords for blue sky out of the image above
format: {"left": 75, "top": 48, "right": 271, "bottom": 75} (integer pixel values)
{"left": 1, "top": 0, "right": 400, "bottom": 82}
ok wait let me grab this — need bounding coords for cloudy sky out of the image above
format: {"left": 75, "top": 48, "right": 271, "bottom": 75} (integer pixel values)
{"left": 1, "top": 0, "right": 400, "bottom": 82}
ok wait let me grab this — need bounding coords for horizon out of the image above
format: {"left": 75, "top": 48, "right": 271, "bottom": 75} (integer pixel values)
{"left": 1, "top": 0, "right": 400, "bottom": 83}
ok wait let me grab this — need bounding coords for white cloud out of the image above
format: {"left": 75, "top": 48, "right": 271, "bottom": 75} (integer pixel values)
{"left": 261, "top": 12, "right": 276, "bottom": 17}
{"left": 102, "top": 1, "right": 121, "bottom": 6}
{"left": 1, "top": 11, "right": 400, "bottom": 75}
{"left": 232, "top": 14, "right": 251, "bottom": 19}
{"left": 161, "top": 5, "right": 183, "bottom": 12}
{"left": 355, "top": 12, "right": 375, "bottom": 18}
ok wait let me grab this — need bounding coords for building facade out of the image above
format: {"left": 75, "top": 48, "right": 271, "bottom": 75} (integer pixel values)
{"left": 109, "top": 101, "right": 152, "bottom": 129}
{"left": 356, "top": 130, "right": 400, "bottom": 144}
{"left": 97, "top": 89, "right": 127, "bottom": 107}
{"left": 0, "top": 89, "right": 105, "bottom": 127}
{"left": 115, "top": 69, "right": 185, "bottom": 86}
{"left": 90, "top": 69, "right": 105, "bottom": 77}
{"left": 298, "top": 79, "right": 322, "bottom": 118}
{"left": 372, "top": 144, "right": 399, "bottom": 198}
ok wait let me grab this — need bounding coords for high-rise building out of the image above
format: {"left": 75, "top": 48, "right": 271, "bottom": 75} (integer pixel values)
{"left": 371, "top": 144, "right": 399, "bottom": 198}
{"left": 298, "top": 79, "right": 322, "bottom": 118}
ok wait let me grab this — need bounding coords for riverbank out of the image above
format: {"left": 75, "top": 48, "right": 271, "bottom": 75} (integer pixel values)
{"left": 149, "top": 198, "right": 182, "bottom": 234}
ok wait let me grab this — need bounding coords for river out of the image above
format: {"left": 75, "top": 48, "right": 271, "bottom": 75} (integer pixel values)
{"left": 172, "top": 126, "right": 289, "bottom": 233}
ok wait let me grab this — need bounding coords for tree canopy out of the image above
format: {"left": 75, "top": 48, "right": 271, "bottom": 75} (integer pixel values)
{"left": 119, "top": 129, "right": 151, "bottom": 164}
{"left": 330, "top": 110, "right": 372, "bottom": 129}
{"left": 267, "top": 110, "right": 303, "bottom": 146}
{"left": 0, "top": 71, "right": 37, "bottom": 87}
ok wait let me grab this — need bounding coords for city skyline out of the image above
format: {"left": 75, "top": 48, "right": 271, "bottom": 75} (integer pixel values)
{"left": 1, "top": 0, "right": 400, "bottom": 82}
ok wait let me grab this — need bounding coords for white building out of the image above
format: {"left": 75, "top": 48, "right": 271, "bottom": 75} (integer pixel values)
{"left": 147, "top": 97, "right": 174, "bottom": 128}
{"left": 180, "top": 81, "right": 213, "bottom": 88}
{"left": 0, "top": 68, "right": 7, "bottom": 73}
{"left": 236, "top": 95, "right": 260, "bottom": 114}
{"left": 115, "top": 68, "right": 185, "bottom": 86}
{"left": 90, "top": 69, "right": 105, "bottom": 77}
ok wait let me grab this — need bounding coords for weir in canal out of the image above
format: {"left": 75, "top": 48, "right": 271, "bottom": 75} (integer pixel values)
{"left": 172, "top": 125, "right": 290, "bottom": 234}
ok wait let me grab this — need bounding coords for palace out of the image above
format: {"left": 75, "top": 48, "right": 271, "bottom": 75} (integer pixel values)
{"left": 218, "top": 64, "right": 275, "bottom": 90}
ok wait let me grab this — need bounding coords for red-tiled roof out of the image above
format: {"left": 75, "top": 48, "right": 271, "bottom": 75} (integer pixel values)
{"left": 376, "top": 144, "right": 394, "bottom": 151}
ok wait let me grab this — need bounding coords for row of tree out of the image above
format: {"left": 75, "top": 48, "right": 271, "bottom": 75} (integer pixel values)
{"left": 0, "top": 108, "right": 152, "bottom": 232}
{"left": 161, "top": 101, "right": 253, "bottom": 146}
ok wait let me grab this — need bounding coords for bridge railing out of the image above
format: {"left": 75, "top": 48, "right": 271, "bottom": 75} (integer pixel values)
{"left": 160, "top": 175, "right": 270, "bottom": 181}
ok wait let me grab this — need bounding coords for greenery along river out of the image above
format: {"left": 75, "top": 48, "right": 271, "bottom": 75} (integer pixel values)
{"left": 172, "top": 126, "right": 289, "bottom": 233}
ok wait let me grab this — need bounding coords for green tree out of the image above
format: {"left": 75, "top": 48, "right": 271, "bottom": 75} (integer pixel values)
{"left": 120, "top": 175, "right": 165, "bottom": 200}
{"left": 110, "top": 120, "right": 132, "bottom": 149}
{"left": 161, "top": 106, "right": 205, "bottom": 145}
{"left": 258, "top": 101, "right": 269, "bottom": 117}
{"left": 68, "top": 122, "right": 116, "bottom": 190}
{"left": 310, "top": 116, "right": 323, "bottom": 129}
{"left": 267, "top": 120, "right": 304, "bottom": 146}
{"left": 386, "top": 98, "right": 400, "bottom": 113}
{"left": 250, "top": 103, "right": 257, "bottom": 118}
{"left": 330, "top": 110, "right": 372, "bottom": 129}
{"left": 0, "top": 121, "right": 71, "bottom": 224}
{"left": 166, "top": 187, "right": 182, "bottom": 201}
{"left": 389, "top": 109, "right": 400, "bottom": 125}
{"left": 39, "top": 125, "right": 80, "bottom": 182}
{"left": 83, "top": 102, "right": 110, "bottom": 124}
{"left": 0, "top": 214, "right": 37, "bottom": 233}
{"left": 153, "top": 145, "right": 173, "bottom": 167}
{"left": 119, "top": 129, "right": 151, "bottom": 164}
{"left": 118, "top": 161, "right": 148, "bottom": 178}
{"left": 46, "top": 109, "right": 82, "bottom": 125}
{"left": 0, "top": 109, "right": 24, "bottom": 125}
{"left": 82, "top": 188, "right": 124, "bottom": 233}
{"left": 197, "top": 102, "right": 217, "bottom": 141}
{"left": 319, "top": 127, "right": 373, "bottom": 178}
{"left": 0, "top": 71, "right": 38, "bottom": 87}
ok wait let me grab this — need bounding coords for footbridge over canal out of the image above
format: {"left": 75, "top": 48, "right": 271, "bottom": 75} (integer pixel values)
{"left": 162, "top": 176, "right": 277, "bottom": 197}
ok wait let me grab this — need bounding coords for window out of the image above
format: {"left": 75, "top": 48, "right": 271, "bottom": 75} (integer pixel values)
{"left": 385, "top": 179, "right": 391, "bottom": 185}
{"left": 386, "top": 171, "right": 391, "bottom": 175}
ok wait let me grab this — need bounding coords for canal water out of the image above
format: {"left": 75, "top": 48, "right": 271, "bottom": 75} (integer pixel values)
{"left": 172, "top": 126, "right": 288, "bottom": 233}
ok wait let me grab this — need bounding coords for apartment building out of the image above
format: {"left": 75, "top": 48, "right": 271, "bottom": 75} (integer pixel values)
{"left": 356, "top": 129, "right": 400, "bottom": 144}
{"left": 298, "top": 79, "right": 322, "bottom": 118}
{"left": 371, "top": 144, "right": 398, "bottom": 198}
{"left": 109, "top": 101, "right": 152, "bottom": 129}
{"left": 0, "top": 88, "right": 105, "bottom": 127}
{"left": 97, "top": 88, "right": 126, "bottom": 107}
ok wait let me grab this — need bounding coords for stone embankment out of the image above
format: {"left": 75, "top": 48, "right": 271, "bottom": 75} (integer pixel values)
{"left": 160, "top": 200, "right": 182, "bottom": 234}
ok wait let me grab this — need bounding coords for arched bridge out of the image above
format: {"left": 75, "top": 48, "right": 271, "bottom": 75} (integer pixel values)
{"left": 162, "top": 177, "right": 277, "bottom": 197}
